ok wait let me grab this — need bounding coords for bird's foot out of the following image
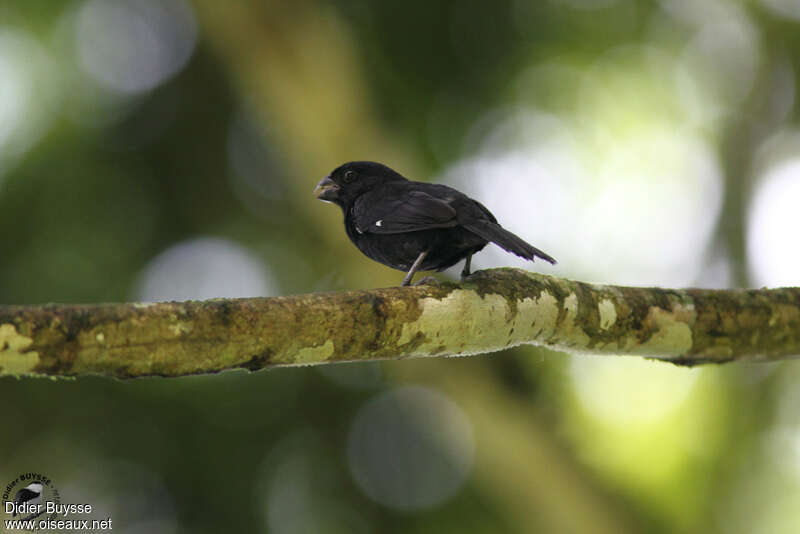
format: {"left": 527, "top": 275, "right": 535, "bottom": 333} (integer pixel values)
{"left": 460, "top": 254, "right": 472, "bottom": 280}
{"left": 401, "top": 250, "right": 429, "bottom": 287}
{"left": 414, "top": 276, "right": 441, "bottom": 286}
{"left": 460, "top": 269, "right": 484, "bottom": 283}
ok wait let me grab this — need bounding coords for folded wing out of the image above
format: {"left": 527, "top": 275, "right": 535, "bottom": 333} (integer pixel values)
{"left": 354, "top": 190, "right": 458, "bottom": 234}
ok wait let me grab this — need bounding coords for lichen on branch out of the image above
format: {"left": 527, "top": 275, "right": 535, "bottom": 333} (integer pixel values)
{"left": 1, "top": 269, "right": 798, "bottom": 378}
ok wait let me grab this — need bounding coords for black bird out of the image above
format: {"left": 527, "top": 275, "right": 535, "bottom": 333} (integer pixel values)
{"left": 12, "top": 482, "right": 42, "bottom": 517}
{"left": 314, "top": 161, "right": 556, "bottom": 286}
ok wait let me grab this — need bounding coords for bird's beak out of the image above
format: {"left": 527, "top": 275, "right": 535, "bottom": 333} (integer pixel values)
{"left": 314, "top": 175, "right": 339, "bottom": 202}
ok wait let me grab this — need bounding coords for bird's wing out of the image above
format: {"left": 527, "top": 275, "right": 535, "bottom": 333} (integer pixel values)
{"left": 354, "top": 190, "right": 458, "bottom": 234}
{"left": 14, "top": 488, "right": 38, "bottom": 504}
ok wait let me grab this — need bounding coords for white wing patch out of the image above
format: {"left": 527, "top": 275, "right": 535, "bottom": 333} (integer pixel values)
{"left": 375, "top": 220, "right": 383, "bottom": 227}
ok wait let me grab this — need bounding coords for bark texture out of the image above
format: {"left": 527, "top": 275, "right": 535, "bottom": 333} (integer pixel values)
{"left": 1, "top": 269, "right": 798, "bottom": 378}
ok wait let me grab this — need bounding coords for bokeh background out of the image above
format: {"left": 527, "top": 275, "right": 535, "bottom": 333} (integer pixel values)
{"left": 2, "top": 0, "right": 800, "bottom": 532}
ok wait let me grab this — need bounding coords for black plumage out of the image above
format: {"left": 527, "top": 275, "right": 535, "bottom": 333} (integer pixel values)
{"left": 13, "top": 484, "right": 42, "bottom": 517}
{"left": 314, "top": 161, "right": 556, "bottom": 285}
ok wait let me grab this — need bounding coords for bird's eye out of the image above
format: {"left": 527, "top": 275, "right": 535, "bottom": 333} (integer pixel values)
{"left": 343, "top": 170, "right": 355, "bottom": 183}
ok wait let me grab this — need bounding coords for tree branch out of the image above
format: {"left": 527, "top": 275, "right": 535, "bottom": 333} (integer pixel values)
{"left": 1, "top": 268, "right": 798, "bottom": 378}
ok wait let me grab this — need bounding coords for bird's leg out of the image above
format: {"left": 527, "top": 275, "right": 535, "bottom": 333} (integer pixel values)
{"left": 402, "top": 250, "right": 429, "bottom": 286}
{"left": 461, "top": 253, "right": 472, "bottom": 279}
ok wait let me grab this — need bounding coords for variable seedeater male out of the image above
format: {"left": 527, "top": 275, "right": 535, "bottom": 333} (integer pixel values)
{"left": 315, "top": 161, "right": 556, "bottom": 286}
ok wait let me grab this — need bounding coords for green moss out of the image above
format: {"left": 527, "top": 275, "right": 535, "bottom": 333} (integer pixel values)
{"left": 0, "top": 323, "right": 40, "bottom": 376}
{"left": 295, "top": 339, "right": 335, "bottom": 363}
{"left": 0, "top": 268, "right": 798, "bottom": 378}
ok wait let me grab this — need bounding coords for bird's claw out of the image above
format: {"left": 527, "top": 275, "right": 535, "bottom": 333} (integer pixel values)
{"left": 413, "top": 276, "right": 441, "bottom": 286}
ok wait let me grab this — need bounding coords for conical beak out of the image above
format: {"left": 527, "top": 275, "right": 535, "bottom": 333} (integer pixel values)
{"left": 314, "top": 176, "right": 339, "bottom": 202}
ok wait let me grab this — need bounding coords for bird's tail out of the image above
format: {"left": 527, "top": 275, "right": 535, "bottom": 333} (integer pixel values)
{"left": 464, "top": 220, "right": 557, "bottom": 264}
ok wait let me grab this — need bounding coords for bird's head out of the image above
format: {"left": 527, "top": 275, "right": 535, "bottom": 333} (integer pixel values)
{"left": 314, "top": 161, "right": 406, "bottom": 207}
{"left": 25, "top": 482, "right": 43, "bottom": 493}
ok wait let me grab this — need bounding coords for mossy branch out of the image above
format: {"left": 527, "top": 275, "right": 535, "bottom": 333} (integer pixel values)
{"left": 1, "top": 268, "right": 799, "bottom": 378}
